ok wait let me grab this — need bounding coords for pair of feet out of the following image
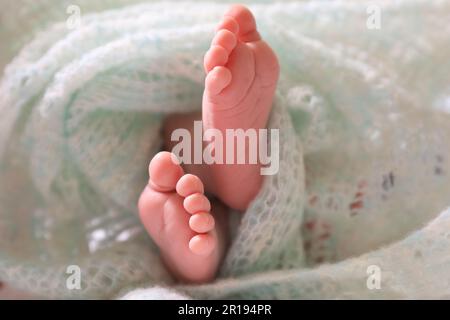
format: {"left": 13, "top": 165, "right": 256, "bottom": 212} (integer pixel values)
{"left": 138, "top": 5, "right": 279, "bottom": 283}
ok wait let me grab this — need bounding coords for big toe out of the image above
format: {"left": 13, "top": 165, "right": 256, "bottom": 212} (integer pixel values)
{"left": 224, "top": 4, "right": 260, "bottom": 42}
{"left": 148, "top": 152, "right": 184, "bottom": 192}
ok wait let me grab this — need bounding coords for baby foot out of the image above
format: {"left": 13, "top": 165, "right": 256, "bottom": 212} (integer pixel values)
{"left": 202, "top": 4, "right": 279, "bottom": 210}
{"left": 138, "top": 152, "right": 225, "bottom": 283}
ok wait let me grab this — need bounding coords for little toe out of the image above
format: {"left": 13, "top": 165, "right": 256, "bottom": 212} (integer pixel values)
{"left": 205, "top": 66, "right": 232, "bottom": 95}
{"left": 184, "top": 193, "right": 211, "bottom": 214}
{"left": 204, "top": 45, "right": 229, "bottom": 73}
{"left": 148, "top": 152, "right": 184, "bottom": 192}
{"left": 225, "top": 4, "right": 261, "bottom": 42}
{"left": 189, "top": 213, "right": 215, "bottom": 233}
{"left": 189, "top": 233, "right": 216, "bottom": 256}
{"left": 212, "top": 30, "right": 237, "bottom": 54}
{"left": 176, "top": 174, "right": 204, "bottom": 197}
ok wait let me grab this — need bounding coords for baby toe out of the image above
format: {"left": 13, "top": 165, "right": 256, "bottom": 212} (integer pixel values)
{"left": 205, "top": 66, "right": 232, "bottom": 95}
{"left": 212, "top": 29, "right": 237, "bottom": 54}
{"left": 215, "top": 16, "right": 239, "bottom": 34}
{"left": 225, "top": 4, "right": 260, "bottom": 42}
{"left": 184, "top": 193, "right": 211, "bottom": 214}
{"left": 189, "top": 213, "right": 215, "bottom": 233}
{"left": 204, "top": 45, "right": 228, "bottom": 73}
{"left": 176, "top": 174, "right": 204, "bottom": 197}
{"left": 148, "top": 152, "right": 184, "bottom": 192}
{"left": 189, "top": 233, "right": 216, "bottom": 256}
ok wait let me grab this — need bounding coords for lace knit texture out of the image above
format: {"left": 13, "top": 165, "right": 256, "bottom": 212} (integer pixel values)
{"left": 1, "top": 0, "right": 450, "bottom": 299}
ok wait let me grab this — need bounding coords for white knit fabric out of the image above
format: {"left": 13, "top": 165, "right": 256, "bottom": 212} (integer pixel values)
{"left": 0, "top": 0, "right": 449, "bottom": 299}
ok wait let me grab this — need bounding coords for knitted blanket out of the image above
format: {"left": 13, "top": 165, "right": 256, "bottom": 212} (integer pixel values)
{"left": 1, "top": 0, "right": 450, "bottom": 299}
